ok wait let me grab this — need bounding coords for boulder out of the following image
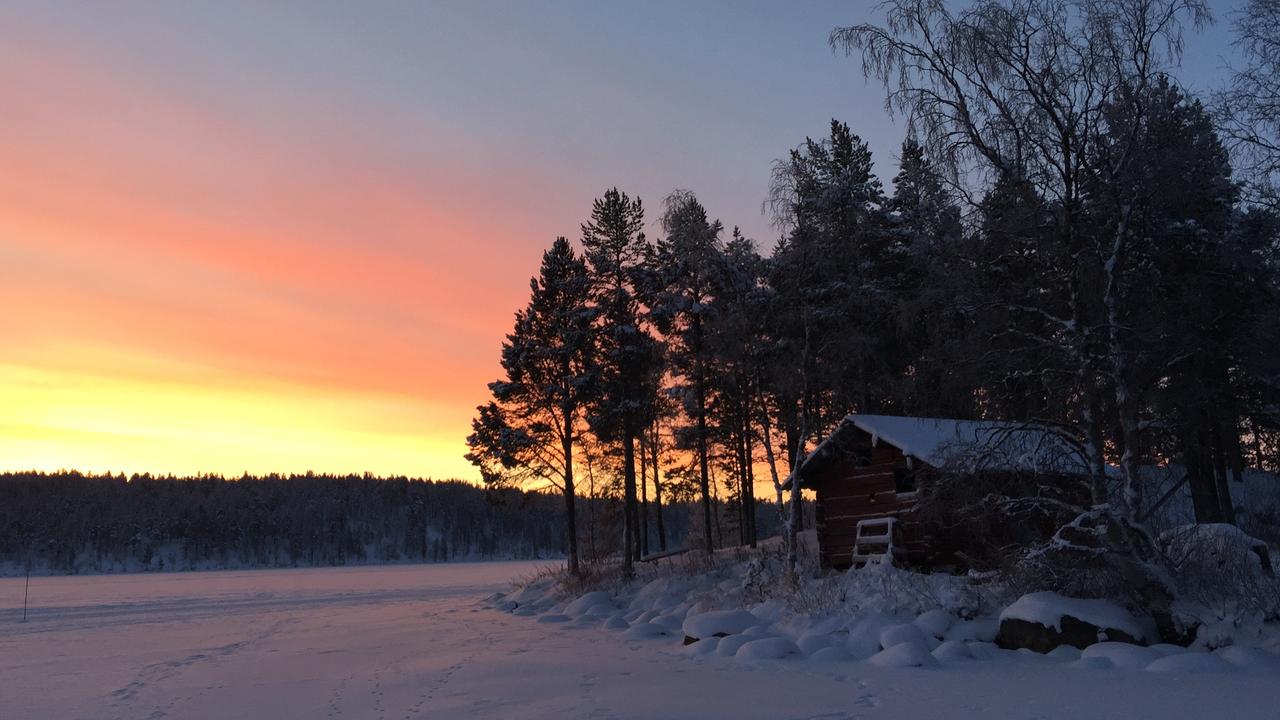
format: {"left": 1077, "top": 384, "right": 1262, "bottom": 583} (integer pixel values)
{"left": 996, "top": 592, "right": 1147, "bottom": 653}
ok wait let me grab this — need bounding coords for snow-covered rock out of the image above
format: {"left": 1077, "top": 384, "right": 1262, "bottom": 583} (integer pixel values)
{"left": 997, "top": 592, "right": 1147, "bottom": 652}
{"left": 601, "top": 615, "right": 630, "bottom": 631}
{"left": 966, "top": 642, "right": 1002, "bottom": 661}
{"left": 796, "top": 631, "right": 834, "bottom": 656}
{"left": 868, "top": 640, "right": 939, "bottom": 668}
{"left": 809, "top": 645, "right": 853, "bottom": 662}
{"left": 1216, "top": 645, "right": 1280, "bottom": 672}
{"left": 652, "top": 613, "right": 684, "bottom": 632}
{"left": 681, "top": 637, "right": 720, "bottom": 656}
{"left": 880, "top": 622, "right": 928, "bottom": 649}
{"left": 681, "top": 609, "right": 758, "bottom": 641}
{"left": 914, "top": 609, "right": 952, "bottom": 639}
{"left": 622, "top": 622, "right": 672, "bottom": 640}
{"left": 1080, "top": 642, "right": 1157, "bottom": 669}
{"left": 736, "top": 637, "right": 801, "bottom": 660}
{"left": 845, "top": 614, "right": 893, "bottom": 659}
{"left": 931, "top": 640, "right": 972, "bottom": 662}
{"left": 565, "top": 591, "right": 613, "bottom": 617}
{"left": 715, "top": 634, "right": 758, "bottom": 657}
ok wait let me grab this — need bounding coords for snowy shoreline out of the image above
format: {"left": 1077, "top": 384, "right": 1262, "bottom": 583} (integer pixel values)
{"left": 490, "top": 538, "right": 1280, "bottom": 676}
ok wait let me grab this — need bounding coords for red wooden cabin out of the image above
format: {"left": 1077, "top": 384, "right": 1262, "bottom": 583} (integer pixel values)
{"left": 791, "top": 415, "right": 1086, "bottom": 570}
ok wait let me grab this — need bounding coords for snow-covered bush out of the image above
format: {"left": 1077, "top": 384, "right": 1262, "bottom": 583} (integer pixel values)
{"left": 1162, "top": 524, "right": 1280, "bottom": 641}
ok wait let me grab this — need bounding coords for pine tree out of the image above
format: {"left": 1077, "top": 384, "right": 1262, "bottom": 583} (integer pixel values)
{"left": 465, "top": 237, "right": 595, "bottom": 575}
{"left": 648, "top": 190, "right": 725, "bottom": 554}
{"left": 580, "top": 189, "right": 658, "bottom": 574}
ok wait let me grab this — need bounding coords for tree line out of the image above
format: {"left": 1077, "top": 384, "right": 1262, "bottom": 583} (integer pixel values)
{"left": 467, "top": 0, "right": 1280, "bottom": 605}
{"left": 0, "top": 471, "right": 780, "bottom": 575}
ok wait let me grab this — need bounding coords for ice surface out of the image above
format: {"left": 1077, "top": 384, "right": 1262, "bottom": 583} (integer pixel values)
{"left": 4, "top": 563, "right": 1278, "bottom": 720}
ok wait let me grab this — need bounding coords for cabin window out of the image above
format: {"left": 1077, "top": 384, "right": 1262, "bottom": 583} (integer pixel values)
{"left": 893, "top": 468, "right": 917, "bottom": 494}
{"left": 853, "top": 449, "right": 872, "bottom": 467}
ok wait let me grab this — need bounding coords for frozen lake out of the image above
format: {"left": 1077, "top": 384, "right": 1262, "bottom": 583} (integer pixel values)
{"left": 2, "top": 562, "right": 1275, "bottom": 720}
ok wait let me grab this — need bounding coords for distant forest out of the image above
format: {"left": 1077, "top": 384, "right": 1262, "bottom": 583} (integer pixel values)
{"left": 0, "top": 472, "right": 781, "bottom": 576}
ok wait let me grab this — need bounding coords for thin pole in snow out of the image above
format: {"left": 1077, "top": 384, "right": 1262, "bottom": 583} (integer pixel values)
{"left": 22, "top": 566, "right": 30, "bottom": 622}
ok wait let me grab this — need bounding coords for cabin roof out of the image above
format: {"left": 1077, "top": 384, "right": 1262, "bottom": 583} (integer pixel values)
{"left": 790, "top": 414, "right": 1090, "bottom": 488}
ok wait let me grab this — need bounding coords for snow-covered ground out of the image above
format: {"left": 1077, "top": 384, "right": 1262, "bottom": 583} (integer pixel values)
{"left": 2, "top": 562, "right": 1277, "bottom": 720}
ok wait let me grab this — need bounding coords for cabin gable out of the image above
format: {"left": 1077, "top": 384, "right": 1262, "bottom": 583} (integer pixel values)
{"left": 806, "top": 426, "right": 932, "bottom": 569}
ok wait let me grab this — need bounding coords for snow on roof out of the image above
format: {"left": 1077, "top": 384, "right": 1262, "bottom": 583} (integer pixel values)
{"left": 853, "top": 414, "right": 1085, "bottom": 472}
{"left": 794, "top": 414, "right": 1090, "bottom": 484}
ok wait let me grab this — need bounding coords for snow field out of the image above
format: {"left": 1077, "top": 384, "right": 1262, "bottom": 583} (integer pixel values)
{"left": 5, "top": 560, "right": 1280, "bottom": 720}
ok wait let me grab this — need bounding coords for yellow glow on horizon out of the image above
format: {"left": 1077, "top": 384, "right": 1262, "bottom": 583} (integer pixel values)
{"left": 0, "top": 360, "right": 478, "bottom": 480}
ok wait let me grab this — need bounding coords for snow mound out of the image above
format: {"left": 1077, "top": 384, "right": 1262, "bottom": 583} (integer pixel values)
{"left": 796, "top": 631, "right": 833, "bottom": 655}
{"left": 565, "top": 591, "right": 613, "bottom": 617}
{"left": 652, "top": 613, "right": 685, "bottom": 631}
{"left": 682, "top": 610, "right": 758, "bottom": 640}
{"left": 868, "top": 640, "right": 939, "bottom": 668}
{"left": 736, "top": 637, "right": 801, "bottom": 660}
{"left": 809, "top": 645, "right": 853, "bottom": 662}
{"left": 914, "top": 609, "right": 952, "bottom": 639}
{"left": 931, "top": 640, "right": 972, "bottom": 662}
{"left": 966, "top": 642, "right": 1002, "bottom": 661}
{"left": 1000, "top": 592, "right": 1147, "bottom": 642}
{"left": 880, "top": 623, "right": 929, "bottom": 649}
{"left": 681, "top": 637, "right": 720, "bottom": 656}
{"left": 1070, "top": 656, "right": 1115, "bottom": 670}
{"left": 622, "top": 622, "right": 672, "bottom": 640}
{"left": 1080, "top": 642, "right": 1157, "bottom": 669}
{"left": 536, "top": 613, "right": 571, "bottom": 624}
{"left": 601, "top": 614, "right": 630, "bottom": 631}
{"left": 845, "top": 614, "right": 894, "bottom": 659}
{"left": 1047, "top": 645, "right": 1082, "bottom": 661}
{"left": 715, "top": 634, "right": 758, "bottom": 657}
{"left": 1217, "top": 645, "right": 1280, "bottom": 671}
{"left": 1145, "top": 653, "right": 1236, "bottom": 674}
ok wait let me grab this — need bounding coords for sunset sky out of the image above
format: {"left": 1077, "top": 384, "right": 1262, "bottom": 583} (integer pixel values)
{"left": 1, "top": 1, "right": 1242, "bottom": 481}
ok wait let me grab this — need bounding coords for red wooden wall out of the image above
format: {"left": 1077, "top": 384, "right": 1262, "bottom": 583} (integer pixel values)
{"left": 810, "top": 436, "right": 932, "bottom": 569}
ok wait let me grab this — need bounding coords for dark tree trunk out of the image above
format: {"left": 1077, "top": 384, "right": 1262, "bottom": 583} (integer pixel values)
{"left": 639, "top": 446, "right": 650, "bottom": 558}
{"left": 622, "top": 417, "right": 637, "bottom": 576}
{"left": 695, "top": 317, "right": 714, "bottom": 554}
{"left": 744, "top": 419, "right": 757, "bottom": 548}
{"left": 1210, "top": 417, "right": 1235, "bottom": 524}
{"left": 1185, "top": 421, "right": 1223, "bottom": 524}
{"left": 651, "top": 423, "right": 668, "bottom": 552}
{"left": 561, "top": 412, "right": 580, "bottom": 576}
